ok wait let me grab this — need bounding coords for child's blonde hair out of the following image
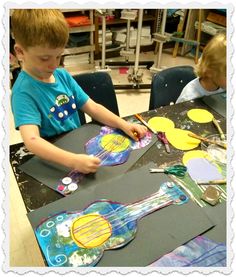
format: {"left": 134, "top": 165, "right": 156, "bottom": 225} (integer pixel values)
{"left": 196, "top": 32, "right": 226, "bottom": 80}
{"left": 11, "top": 9, "right": 69, "bottom": 49}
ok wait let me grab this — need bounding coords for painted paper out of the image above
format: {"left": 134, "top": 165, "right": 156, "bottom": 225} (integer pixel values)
{"left": 147, "top": 117, "right": 175, "bottom": 132}
{"left": 182, "top": 150, "right": 212, "bottom": 166}
{"left": 150, "top": 235, "right": 226, "bottom": 267}
{"left": 187, "top": 109, "right": 213, "bottom": 123}
{"left": 186, "top": 157, "right": 223, "bottom": 182}
{"left": 35, "top": 182, "right": 188, "bottom": 267}
{"left": 85, "top": 126, "right": 152, "bottom": 166}
{"left": 165, "top": 128, "right": 200, "bottom": 150}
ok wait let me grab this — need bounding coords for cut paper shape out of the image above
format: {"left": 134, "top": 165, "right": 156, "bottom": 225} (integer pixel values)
{"left": 86, "top": 133, "right": 132, "bottom": 166}
{"left": 182, "top": 150, "right": 212, "bottom": 166}
{"left": 165, "top": 128, "right": 200, "bottom": 150}
{"left": 35, "top": 182, "right": 188, "bottom": 267}
{"left": 57, "top": 127, "right": 153, "bottom": 195}
{"left": 71, "top": 214, "right": 112, "bottom": 248}
{"left": 85, "top": 126, "right": 152, "bottom": 166}
{"left": 187, "top": 109, "right": 214, "bottom": 123}
{"left": 186, "top": 157, "right": 223, "bottom": 182}
{"left": 147, "top": 117, "right": 175, "bottom": 132}
{"left": 149, "top": 235, "right": 226, "bottom": 267}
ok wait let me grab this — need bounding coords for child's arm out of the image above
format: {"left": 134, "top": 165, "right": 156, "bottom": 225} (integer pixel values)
{"left": 19, "top": 124, "right": 101, "bottom": 173}
{"left": 81, "top": 99, "right": 147, "bottom": 140}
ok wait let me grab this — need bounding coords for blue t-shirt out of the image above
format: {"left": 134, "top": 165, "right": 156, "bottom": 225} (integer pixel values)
{"left": 11, "top": 68, "right": 89, "bottom": 137}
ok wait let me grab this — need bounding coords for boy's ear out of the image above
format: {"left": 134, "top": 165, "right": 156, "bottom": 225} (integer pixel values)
{"left": 14, "top": 44, "right": 24, "bottom": 61}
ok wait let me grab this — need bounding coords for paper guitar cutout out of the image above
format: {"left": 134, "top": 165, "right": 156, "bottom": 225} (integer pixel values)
{"left": 57, "top": 126, "right": 152, "bottom": 195}
{"left": 35, "top": 182, "right": 188, "bottom": 267}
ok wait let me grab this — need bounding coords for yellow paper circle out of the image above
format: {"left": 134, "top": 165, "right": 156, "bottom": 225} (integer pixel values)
{"left": 182, "top": 150, "right": 212, "bottom": 165}
{"left": 165, "top": 128, "right": 200, "bottom": 150}
{"left": 101, "top": 134, "right": 130, "bottom": 153}
{"left": 71, "top": 214, "right": 112, "bottom": 249}
{"left": 187, "top": 109, "right": 214, "bottom": 123}
{"left": 148, "top": 117, "right": 175, "bottom": 132}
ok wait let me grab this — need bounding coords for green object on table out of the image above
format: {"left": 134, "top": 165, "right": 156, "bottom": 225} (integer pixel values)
{"left": 149, "top": 164, "right": 187, "bottom": 177}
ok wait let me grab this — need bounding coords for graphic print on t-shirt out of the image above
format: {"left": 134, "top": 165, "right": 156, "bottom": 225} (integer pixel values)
{"left": 49, "top": 94, "right": 77, "bottom": 123}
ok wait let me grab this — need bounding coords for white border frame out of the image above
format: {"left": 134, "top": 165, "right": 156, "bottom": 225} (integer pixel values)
{"left": 1, "top": 1, "right": 235, "bottom": 276}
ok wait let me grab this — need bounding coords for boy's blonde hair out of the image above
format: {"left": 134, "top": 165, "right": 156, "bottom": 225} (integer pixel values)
{"left": 11, "top": 9, "right": 69, "bottom": 49}
{"left": 196, "top": 32, "right": 226, "bottom": 79}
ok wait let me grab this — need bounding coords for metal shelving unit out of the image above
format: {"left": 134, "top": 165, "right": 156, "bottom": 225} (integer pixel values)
{"left": 62, "top": 9, "right": 95, "bottom": 65}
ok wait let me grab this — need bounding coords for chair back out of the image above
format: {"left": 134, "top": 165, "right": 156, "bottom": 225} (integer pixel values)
{"left": 73, "top": 72, "right": 119, "bottom": 125}
{"left": 149, "top": 66, "right": 196, "bottom": 110}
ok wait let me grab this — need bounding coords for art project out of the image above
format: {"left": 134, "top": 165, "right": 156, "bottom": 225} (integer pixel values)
{"left": 168, "top": 150, "right": 226, "bottom": 207}
{"left": 85, "top": 126, "right": 152, "bottom": 166}
{"left": 165, "top": 128, "right": 201, "bottom": 150}
{"left": 188, "top": 109, "right": 226, "bottom": 142}
{"left": 19, "top": 123, "right": 156, "bottom": 196}
{"left": 182, "top": 150, "right": 224, "bottom": 182}
{"left": 35, "top": 182, "right": 188, "bottom": 267}
{"left": 147, "top": 117, "right": 175, "bottom": 132}
{"left": 186, "top": 158, "right": 223, "bottom": 183}
{"left": 27, "top": 162, "right": 215, "bottom": 266}
{"left": 187, "top": 109, "right": 214, "bottom": 123}
{"left": 182, "top": 150, "right": 212, "bottom": 165}
{"left": 56, "top": 126, "right": 152, "bottom": 195}
{"left": 149, "top": 235, "right": 226, "bottom": 267}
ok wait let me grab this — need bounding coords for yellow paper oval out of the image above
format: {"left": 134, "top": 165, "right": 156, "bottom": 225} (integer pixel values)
{"left": 187, "top": 109, "right": 214, "bottom": 123}
{"left": 182, "top": 150, "right": 212, "bottom": 165}
{"left": 166, "top": 128, "right": 200, "bottom": 150}
{"left": 101, "top": 134, "right": 131, "bottom": 153}
{"left": 71, "top": 214, "right": 112, "bottom": 249}
{"left": 148, "top": 117, "right": 175, "bottom": 132}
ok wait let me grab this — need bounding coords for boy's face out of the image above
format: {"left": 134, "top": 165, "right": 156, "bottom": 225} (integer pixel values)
{"left": 15, "top": 44, "right": 64, "bottom": 81}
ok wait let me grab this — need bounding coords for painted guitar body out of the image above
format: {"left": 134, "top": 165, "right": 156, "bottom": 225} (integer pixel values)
{"left": 56, "top": 127, "right": 152, "bottom": 195}
{"left": 35, "top": 182, "right": 188, "bottom": 267}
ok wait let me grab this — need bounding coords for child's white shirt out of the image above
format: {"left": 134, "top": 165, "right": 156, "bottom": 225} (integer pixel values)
{"left": 176, "top": 77, "right": 225, "bottom": 104}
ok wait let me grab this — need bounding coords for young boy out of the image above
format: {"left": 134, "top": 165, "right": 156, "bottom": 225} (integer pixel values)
{"left": 176, "top": 32, "right": 226, "bottom": 103}
{"left": 11, "top": 9, "right": 147, "bottom": 174}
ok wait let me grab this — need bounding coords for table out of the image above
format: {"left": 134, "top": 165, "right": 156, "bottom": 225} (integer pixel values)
{"left": 10, "top": 97, "right": 226, "bottom": 212}
{"left": 9, "top": 97, "right": 227, "bottom": 267}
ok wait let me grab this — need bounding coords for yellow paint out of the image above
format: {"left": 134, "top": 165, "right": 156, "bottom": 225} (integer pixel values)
{"left": 187, "top": 109, "right": 213, "bottom": 123}
{"left": 166, "top": 128, "right": 200, "bottom": 150}
{"left": 101, "top": 134, "right": 131, "bottom": 152}
{"left": 147, "top": 117, "right": 175, "bottom": 132}
{"left": 71, "top": 214, "right": 112, "bottom": 249}
{"left": 182, "top": 150, "right": 212, "bottom": 165}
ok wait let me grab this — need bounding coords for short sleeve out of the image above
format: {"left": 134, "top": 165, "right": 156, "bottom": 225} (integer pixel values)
{"left": 11, "top": 90, "right": 41, "bottom": 129}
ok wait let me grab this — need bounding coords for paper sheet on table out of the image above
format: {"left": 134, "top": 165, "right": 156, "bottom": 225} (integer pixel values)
{"left": 20, "top": 123, "right": 157, "bottom": 193}
{"left": 28, "top": 163, "right": 215, "bottom": 267}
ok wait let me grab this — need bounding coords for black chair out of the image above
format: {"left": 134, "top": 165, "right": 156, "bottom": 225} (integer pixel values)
{"left": 73, "top": 71, "right": 119, "bottom": 125}
{"left": 149, "top": 65, "right": 196, "bottom": 110}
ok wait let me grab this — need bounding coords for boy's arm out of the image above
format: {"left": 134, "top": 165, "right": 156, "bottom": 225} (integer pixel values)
{"left": 81, "top": 99, "right": 147, "bottom": 140}
{"left": 19, "top": 124, "right": 101, "bottom": 173}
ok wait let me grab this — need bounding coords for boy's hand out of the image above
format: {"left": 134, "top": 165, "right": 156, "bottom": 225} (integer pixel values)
{"left": 71, "top": 154, "right": 101, "bottom": 174}
{"left": 122, "top": 122, "right": 147, "bottom": 141}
